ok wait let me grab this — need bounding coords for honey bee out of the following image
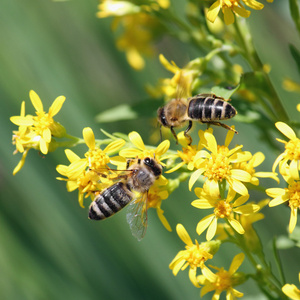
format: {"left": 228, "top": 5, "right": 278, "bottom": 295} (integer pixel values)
{"left": 157, "top": 93, "right": 237, "bottom": 144}
{"left": 89, "top": 157, "right": 163, "bottom": 241}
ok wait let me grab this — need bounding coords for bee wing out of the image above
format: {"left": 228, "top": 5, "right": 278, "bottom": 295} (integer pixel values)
{"left": 126, "top": 192, "right": 148, "bottom": 241}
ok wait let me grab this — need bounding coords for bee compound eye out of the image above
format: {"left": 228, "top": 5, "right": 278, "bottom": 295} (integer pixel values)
{"left": 144, "top": 157, "right": 151, "bottom": 165}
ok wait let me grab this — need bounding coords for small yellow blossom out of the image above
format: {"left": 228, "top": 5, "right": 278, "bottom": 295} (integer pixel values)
{"left": 192, "top": 185, "right": 260, "bottom": 240}
{"left": 147, "top": 178, "right": 172, "bottom": 231}
{"left": 198, "top": 253, "right": 246, "bottom": 299}
{"left": 97, "top": 1, "right": 141, "bottom": 18}
{"left": 266, "top": 166, "right": 300, "bottom": 233}
{"left": 283, "top": 78, "right": 300, "bottom": 93}
{"left": 189, "top": 128, "right": 252, "bottom": 195}
{"left": 207, "top": 0, "right": 264, "bottom": 25}
{"left": 282, "top": 273, "right": 300, "bottom": 300}
{"left": 10, "top": 90, "right": 66, "bottom": 174}
{"left": 272, "top": 122, "right": 300, "bottom": 176}
{"left": 233, "top": 152, "right": 279, "bottom": 185}
{"left": 169, "top": 224, "right": 220, "bottom": 287}
{"left": 56, "top": 127, "right": 125, "bottom": 207}
{"left": 119, "top": 131, "right": 170, "bottom": 165}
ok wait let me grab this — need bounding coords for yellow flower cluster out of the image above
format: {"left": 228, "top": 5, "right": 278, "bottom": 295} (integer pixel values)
{"left": 266, "top": 122, "right": 300, "bottom": 234}
{"left": 10, "top": 90, "right": 66, "bottom": 175}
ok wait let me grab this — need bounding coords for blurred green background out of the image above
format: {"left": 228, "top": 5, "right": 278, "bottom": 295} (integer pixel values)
{"left": 1, "top": 0, "right": 300, "bottom": 299}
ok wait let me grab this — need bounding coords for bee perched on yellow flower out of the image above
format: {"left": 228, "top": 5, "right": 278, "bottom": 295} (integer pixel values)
{"left": 56, "top": 127, "right": 126, "bottom": 208}
{"left": 10, "top": 90, "right": 66, "bottom": 175}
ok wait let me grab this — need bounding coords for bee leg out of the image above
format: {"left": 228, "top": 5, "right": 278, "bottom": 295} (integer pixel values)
{"left": 184, "top": 121, "right": 193, "bottom": 145}
{"left": 170, "top": 126, "right": 178, "bottom": 144}
{"left": 206, "top": 121, "right": 238, "bottom": 134}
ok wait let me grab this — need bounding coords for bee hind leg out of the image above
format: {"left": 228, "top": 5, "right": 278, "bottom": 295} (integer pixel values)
{"left": 205, "top": 121, "right": 238, "bottom": 134}
{"left": 184, "top": 121, "right": 193, "bottom": 145}
{"left": 170, "top": 126, "right": 178, "bottom": 144}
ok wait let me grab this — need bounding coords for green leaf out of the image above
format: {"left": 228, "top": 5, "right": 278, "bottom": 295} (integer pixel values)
{"left": 289, "top": 0, "right": 300, "bottom": 34}
{"left": 95, "top": 98, "right": 164, "bottom": 123}
{"left": 211, "top": 84, "right": 240, "bottom": 99}
{"left": 289, "top": 44, "right": 300, "bottom": 76}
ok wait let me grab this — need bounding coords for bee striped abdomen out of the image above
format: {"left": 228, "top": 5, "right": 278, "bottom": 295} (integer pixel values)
{"left": 89, "top": 182, "right": 132, "bottom": 220}
{"left": 188, "top": 95, "right": 236, "bottom": 122}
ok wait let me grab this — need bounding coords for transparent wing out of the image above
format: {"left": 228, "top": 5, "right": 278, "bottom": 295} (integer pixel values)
{"left": 126, "top": 192, "right": 148, "bottom": 241}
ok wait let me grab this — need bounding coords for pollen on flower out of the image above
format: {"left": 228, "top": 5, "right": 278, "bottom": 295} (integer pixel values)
{"left": 285, "top": 139, "right": 300, "bottom": 161}
{"left": 214, "top": 269, "right": 232, "bottom": 290}
{"left": 33, "top": 112, "right": 53, "bottom": 136}
{"left": 204, "top": 153, "right": 232, "bottom": 181}
{"left": 177, "top": 145, "right": 197, "bottom": 163}
{"left": 85, "top": 148, "right": 110, "bottom": 171}
{"left": 214, "top": 201, "right": 232, "bottom": 218}
{"left": 287, "top": 182, "right": 300, "bottom": 209}
{"left": 184, "top": 243, "right": 213, "bottom": 269}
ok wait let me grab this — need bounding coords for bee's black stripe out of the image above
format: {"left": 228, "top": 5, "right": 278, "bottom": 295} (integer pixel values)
{"left": 188, "top": 96, "right": 236, "bottom": 122}
{"left": 89, "top": 182, "right": 132, "bottom": 220}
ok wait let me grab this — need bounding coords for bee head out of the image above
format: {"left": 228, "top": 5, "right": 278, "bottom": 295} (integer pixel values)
{"left": 143, "top": 157, "right": 162, "bottom": 177}
{"left": 157, "top": 106, "right": 169, "bottom": 128}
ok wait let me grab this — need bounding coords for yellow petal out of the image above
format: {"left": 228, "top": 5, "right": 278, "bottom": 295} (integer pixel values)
{"left": 29, "top": 90, "right": 43, "bottom": 112}
{"left": 282, "top": 284, "right": 300, "bottom": 300}
{"left": 83, "top": 127, "right": 95, "bottom": 150}
{"left": 159, "top": 53, "right": 178, "bottom": 74}
{"left": 228, "top": 218, "right": 245, "bottom": 234}
{"left": 189, "top": 267, "right": 200, "bottom": 288}
{"left": 65, "top": 149, "right": 81, "bottom": 163}
{"left": 233, "top": 194, "right": 249, "bottom": 207}
{"left": 289, "top": 207, "right": 298, "bottom": 233}
{"left": 275, "top": 122, "right": 296, "bottom": 140}
{"left": 234, "top": 203, "right": 260, "bottom": 214}
{"left": 48, "top": 96, "right": 66, "bottom": 117}
{"left": 269, "top": 195, "right": 289, "bottom": 207}
{"left": 126, "top": 48, "right": 144, "bottom": 70}
{"left": 165, "top": 161, "right": 186, "bottom": 173}
{"left": 13, "top": 149, "right": 29, "bottom": 175}
{"left": 43, "top": 128, "right": 51, "bottom": 143}
{"left": 290, "top": 159, "right": 300, "bottom": 180}
{"left": 229, "top": 253, "right": 245, "bottom": 274}
{"left": 156, "top": 140, "right": 170, "bottom": 156}
{"left": 129, "top": 131, "right": 145, "bottom": 150}
{"left": 223, "top": 7, "right": 235, "bottom": 25}
{"left": 176, "top": 224, "right": 193, "bottom": 246}
{"left": 224, "top": 126, "right": 235, "bottom": 147}
{"left": 56, "top": 164, "right": 68, "bottom": 176}
{"left": 189, "top": 169, "right": 204, "bottom": 190}
{"left": 204, "top": 131, "right": 217, "bottom": 155}
{"left": 119, "top": 148, "right": 141, "bottom": 157}
{"left": 10, "top": 116, "right": 34, "bottom": 126}
{"left": 103, "top": 139, "right": 126, "bottom": 154}
{"left": 206, "top": 0, "right": 221, "bottom": 23}
{"left": 206, "top": 218, "right": 217, "bottom": 241}
{"left": 157, "top": 208, "right": 172, "bottom": 232}
{"left": 251, "top": 152, "right": 265, "bottom": 167}
{"left": 192, "top": 199, "right": 214, "bottom": 209}
{"left": 243, "top": 0, "right": 264, "bottom": 10}
{"left": 39, "top": 138, "right": 48, "bottom": 155}
{"left": 265, "top": 188, "right": 285, "bottom": 198}
{"left": 196, "top": 214, "right": 215, "bottom": 235}
{"left": 233, "top": 5, "right": 251, "bottom": 18}
{"left": 272, "top": 152, "right": 286, "bottom": 172}
{"left": 231, "top": 169, "right": 251, "bottom": 182}
{"left": 228, "top": 178, "right": 248, "bottom": 195}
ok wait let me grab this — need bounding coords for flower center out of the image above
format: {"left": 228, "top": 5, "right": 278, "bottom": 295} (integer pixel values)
{"left": 77, "top": 171, "right": 100, "bottom": 194}
{"left": 214, "top": 200, "right": 232, "bottom": 218}
{"left": 204, "top": 151, "right": 232, "bottom": 181}
{"left": 285, "top": 139, "right": 300, "bottom": 161}
{"left": 287, "top": 181, "right": 300, "bottom": 209}
{"left": 177, "top": 145, "right": 197, "bottom": 163}
{"left": 85, "top": 148, "right": 110, "bottom": 171}
{"left": 214, "top": 269, "right": 231, "bottom": 291}
{"left": 183, "top": 244, "right": 212, "bottom": 269}
{"left": 33, "top": 112, "right": 53, "bottom": 135}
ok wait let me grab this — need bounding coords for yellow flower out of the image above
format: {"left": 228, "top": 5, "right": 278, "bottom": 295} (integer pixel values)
{"left": 56, "top": 127, "right": 125, "bottom": 207}
{"left": 165, "top": 131, "right": 204, "bottom": 173}
{"left": 283, "top": 78, "right": 300, "bottom": 93}
{"left": 10, "top": 90, "right": 66, "bottom": 155}
{"left": 192, "top": 185, "right": 260, "bottom": 240}
{"left": 119, "top": 131, "right": 170, "bottom": 165}
{"left": 233, "top": 152, "right": 279, "bottom": 185}
{"left": 169, "top": 224, "right": 220, "bottom": 287}
{"left": 272, "top": 122, "right": 300, "bottom": 176}
{"left": 97, "top": 1, "right": 141, "bottom": 18}
{"left": 282, "top": 273, "right": 300, "bottom": 300}
{"left": 207, "top": 0, "right": 264, "bottom": 25}
{"left": 147, "top": 177, "right": 171, "bottom": 231}
{"left": 151, "top": 54, "right": 204, "bottom": 100}
{"left": 10, "top": 91, "right": 66, "bottom": 174}
{"left": 189, "top": 128, "right": 252, "bottom": 195}
{"left": 113, "top": 13, "right": 159, "bottom": 70}
{"left": 198, "top": 253, "right": 246, "bottom": 299}
{"left": 266, "top": 165, "right": 300, "bottom": 234}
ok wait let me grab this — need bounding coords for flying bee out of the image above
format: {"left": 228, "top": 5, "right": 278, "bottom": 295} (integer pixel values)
{"left": 157, "top": 93, "right": 237, "bottom": 144}
{"left": 89, "top": 157, "right": 163, "bottom": 241}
